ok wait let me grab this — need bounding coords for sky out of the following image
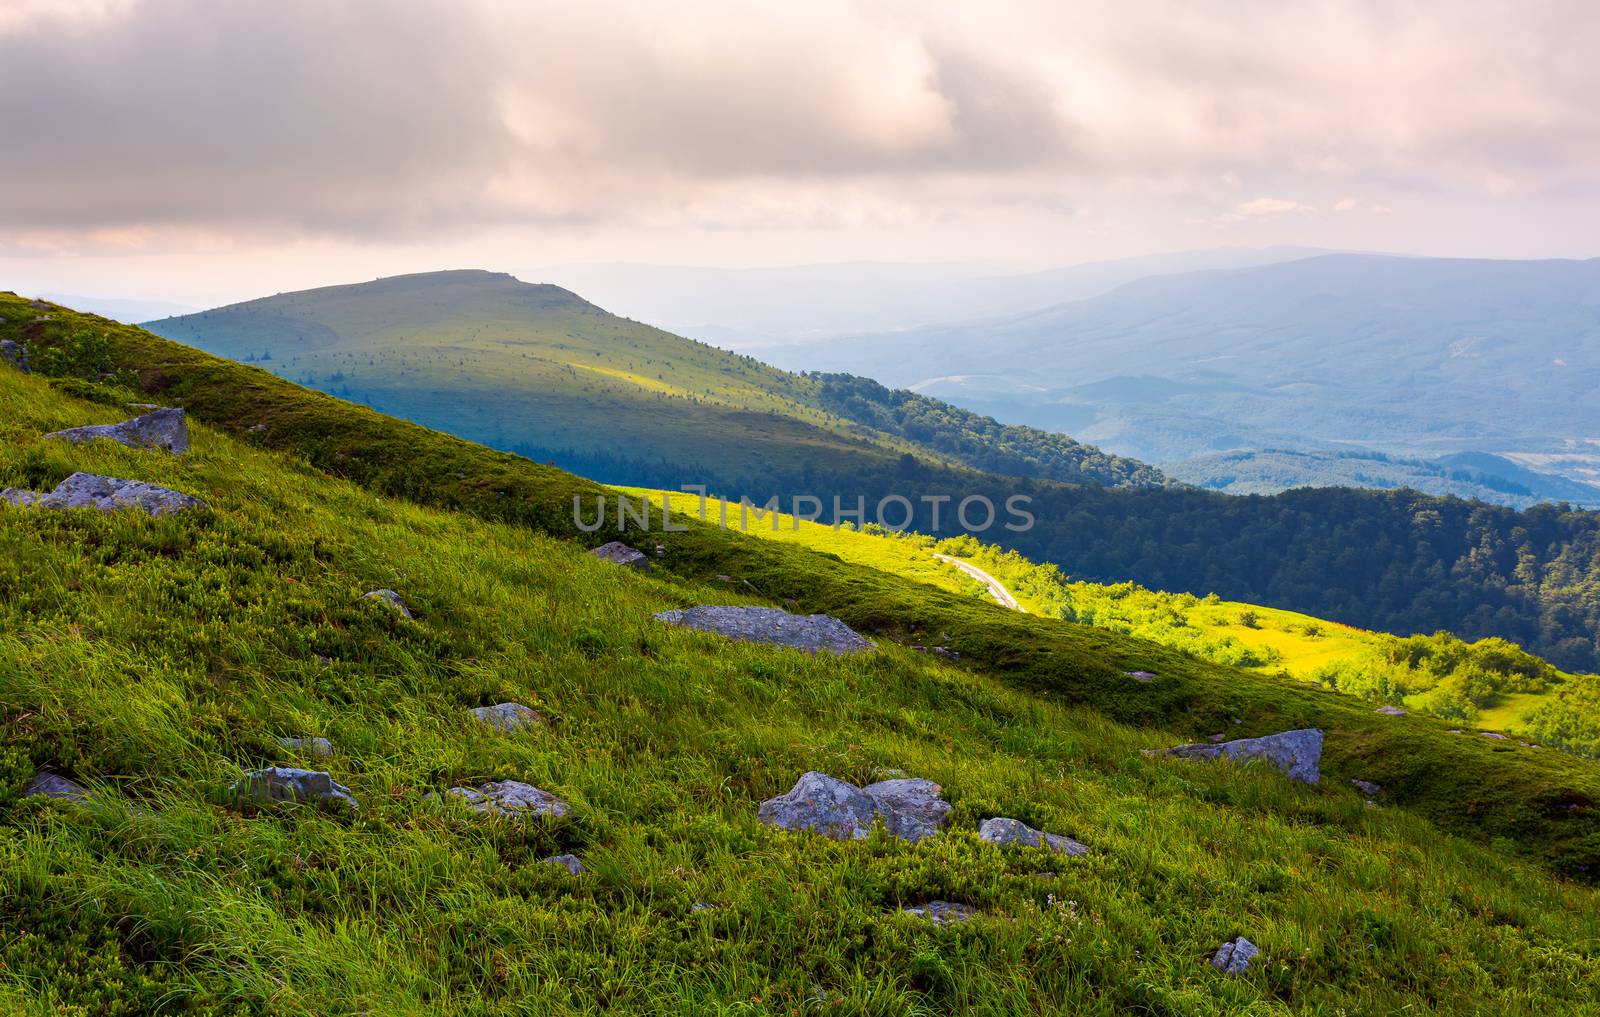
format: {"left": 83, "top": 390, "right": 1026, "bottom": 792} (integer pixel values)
{"left": 3, "top": 0, "right": 1599, "bottom": 307}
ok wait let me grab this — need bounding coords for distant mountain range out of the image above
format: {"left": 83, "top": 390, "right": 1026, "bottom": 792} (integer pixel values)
{"left": 762, "top": 253, "right": 1600, "bottom": 506}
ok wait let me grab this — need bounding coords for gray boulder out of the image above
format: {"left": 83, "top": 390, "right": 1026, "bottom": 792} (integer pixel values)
{"left": 590, "top": 541, "right": 651, "bottom": 571}
{"left": 470, "top": 702, "right": 543, "bottom": 733}
{"left": 1211, "top": 937, "right": 1259, "bottom": 975}
{"left": 0, "top": 339, "right": 27, "bottom": 373}
{"left": 1374, "top": 705, "right": 1407, "bottom": 716}
{"left": 234, "top": 767, "right": 357, "bottom": 812}
{"left": 44, "top": 408, "right": 189, "bottom": 453}
{"left": 6, "top": 472, "right": 206, "bottom": 516}
{"left": 654, "top": 605, "right": 871, "bottom": 655}
{"left": 1349, "top": 778, "right": 1382, "bottom": 797}
{"left": 861, "top": 778, "right": 950, "bottom": 843}
{"left": 543, "top": 853, "right": 585, "bottom": 875}
{"left": 445, "top": 780, "right": 569, "bottom": 818}
{"left": 758, "top": 771, "right": 878, "bottom": 840}
{"left": 1155, "top": 728, "right": 1323, "bottom": 785}
{"left": 901, "top": 901, "right": 978, "bottom": 925}
{"left": 1124, "top": 670, "right": 1157, "bottom": 682}
{"left": 977, "top": 817, "right": 1088, "bottom": 857}
{"left": 23, "top": 772, "right": 92, "bottom": 803}
{"left": 361, "top": 589, "right": 412, "bottom": 618}
{"left": 278, "top": 736, "right": 334, "bottom": 758}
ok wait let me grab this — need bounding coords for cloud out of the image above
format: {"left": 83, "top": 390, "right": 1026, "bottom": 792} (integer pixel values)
{"left": 2, "top": 0, "right": 1599, "bottom": 248}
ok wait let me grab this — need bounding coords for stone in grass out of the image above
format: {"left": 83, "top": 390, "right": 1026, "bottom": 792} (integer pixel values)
{"left": 1154, "top": 728, "right": 1323, "bottom": 786}
{"left": 0, "top": 339, "right": 28, "bottom": 373}
{"left": 470, "top": 702, "right": 543, "bottom": 733}
{"left": 1349, "top": 778, "right": 1382, "bottom": 797}
{"left": 590, "top": 540, "right": 651, "bottom": 572}
{"left": 361, "top": 589, "right": 413, "bottom": 618}
{"left": 1481, "top": 731, "right": 1509, "bottom": 740}
{"left": 1211, "top": 937, "right": 1259, "bottom": 975}
{"left": 758, "top": 771, "right": 951, "bottom": 842}
{"left": 23, "top": 772, "right": 92, "bottom": 803}
{"left": 861, "top": 778, "right": 951, "bottom": 843}
{"left": 44, "top": 407, "right": 190, "bottom": 454}
{"left": 1374, "top": 704, "right": 1407, "bottom": 716}
{"left": 445, "top": 780, "right": 569, "bottom": 818}
{"left": 278, "top": 736, "right": 334, "bottom": 758}
{"left": 654, "top": 605, "right": 871, "bottom": 655}
{"left": 234, "top": 767, "right": 357, "bottom": 812}
{"left": 543, "top": 853, "right": 585, "bottom": 875}
{"left": 6, "top": 472, "right": 206, "bottom": 516}
{"left": 901, "top": 901, "right": 978, "bottom": 925}
{"left": 1125, "top": 670, "right": 1157, "bottom": 682}
{"left": 977, "top": 817, "right": 1089, "bottom": 857}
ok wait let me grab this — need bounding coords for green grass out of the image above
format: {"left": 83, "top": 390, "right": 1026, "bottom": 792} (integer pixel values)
{"left": 6, "top": 298, "right": 1600, "bottom": 1011}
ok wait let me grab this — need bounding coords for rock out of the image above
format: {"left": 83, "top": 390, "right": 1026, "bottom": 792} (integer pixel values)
{"left": 861, "top": 778, "right": 951, "bottom": 843}
{"left": 691, "top": 901, "right": 714, "bottom": 912}
{"left": 590, "top": 541, "right": 651, "bottom": 571}
{"left": 654, "top": 605, "right": 871, "bottom": 655}
{"left": 1125, "top": 670, "right": 1157, "bottom": 682}
{"left": 469, "top": 702, "right": 543, "bottom": 733}
{"left": 9, "top": 472, "right": 207, "bottom": 516}
{"left": 361, "top": 589, "right": 412, "bottom": 618}
{"left": 932, "top": 647, "right": 960, "bottom": 661}
{"left": 1374, "top": 705, "right": 1407, "bottom": 716}
{"left": 1211, "top": 937, "right": 1259, "bottom": 975}
{"left": 1481, "top": 731, "right": 1509, "bottom": 740}
{"left": 0, "top": 339, "right": 28, "bottom": 373}
{"left": 1208, "top": 733, "right": 1227, "bottom": 742}
{"left": 543, "top": 853, "right": 585, "bottom": 875}
{"left": 1154, "top": 728, "right": 1323, "bottom": 785}
{"left": 234, "top": 767, "right": 357, "bottom": 812}
{"left": 653, "top": 544, "right": 666, "bottom": 557}
{"left": 23, "top": 772, "right": 91, "bottom": 803}
{"left": 977, "top": 817, "right": 1089, "bottom": 857}
{"left": 278, "top": 736, "right": 334, "bottom": 758}
{"left": 445, "top": 780, "right": 568, "bottom": 818}
{"left": 901, "top": 901, "right": 978, "bottom": 925}
{"left": 758, "top": 771, "right": 878, "bottom": 840}
{"left": 1349, "top": 778, "right": 1382, "bottom": 796}
{"left": 44, "top": 408, "right": 190, "bottom": 453}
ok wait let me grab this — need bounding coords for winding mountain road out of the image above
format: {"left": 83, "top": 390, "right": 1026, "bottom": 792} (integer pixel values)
{"left": 933, "top": 554, "right": 1027, "bottom": 613}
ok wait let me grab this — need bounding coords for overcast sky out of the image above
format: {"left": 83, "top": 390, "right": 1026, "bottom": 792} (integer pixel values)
{"left": 3, "top": 0, "right": 1599, "bottom": 306}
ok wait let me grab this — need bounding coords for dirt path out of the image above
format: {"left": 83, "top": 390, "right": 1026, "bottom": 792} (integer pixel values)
{"left": 933, "top": 554, "right": 1027, "bottom": 613}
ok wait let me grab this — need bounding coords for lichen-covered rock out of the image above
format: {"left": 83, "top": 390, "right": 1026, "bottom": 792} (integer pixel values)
{"left": 23, "top": 772, "right": 91, "bottom": 803}
{"left": 234, "top": 767, "right": 357, "bottom": 812}
{"left": 9, "top": 472, "right": 207, "bottom": 516}
{"left": 977, "top": 817, "right": 1089, "bottom": 857}
{"left": 278, "top": 736, "right": 334, "bottom": 758}
{"left": 901, "top": 901, "right": 978, "bottom": 925}
{"left": 654, "top": 605, "right": 871, "bottom": 655}
{"left": 590, "top": 541, "right": 651, "bottom": 571}
{"left": 469, "top": 702, "right": 543, "bottom": 733}
{"left": 861, "top": 778, "right": 950, "bottom": 843}
{"left": 543, "top": 853, "right": 585, "bottom": 875}
{"left": 1211, "top": 937, "right": 1259, "bottom": 975}
{"left": 362, "top": 589, "right": 413, "bottom": 618}
{"left": 758, "top": 771, "right": 878, "bottom": 840}
{"left": 445, "top": 780, "right": 568, "bottom": 818}
{"left": 44, "top": 408, "right": 190, "bottom": 453}
{"left": 1155, "top": 728, "right": 1323, "bottom": 785}
{"left": 0, "top": 339, "right": 28, "bottom": 373}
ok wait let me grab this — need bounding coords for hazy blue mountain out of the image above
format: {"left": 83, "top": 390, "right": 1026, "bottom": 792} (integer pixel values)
{"left": 773, "top": 253, "right": 1600, "bottom": 502}
{"left": 534, "top": 247, "right": 1325, "bottom": 348}
{"left": 41, "top": 293, "right": 198, "bottom": 323}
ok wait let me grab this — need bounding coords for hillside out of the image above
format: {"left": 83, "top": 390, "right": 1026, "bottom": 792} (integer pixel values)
{"left": 142, "top": 270, "right": 1159, "bottom": 491}
{"left": 6, "top": 294, "right": 1600, "bottom": 1013}
{"left": 774, "top": 253, "right": 1600, "bottom": 504}
{"left": 128, "top": 279, "right": 1600, "bottom": 674}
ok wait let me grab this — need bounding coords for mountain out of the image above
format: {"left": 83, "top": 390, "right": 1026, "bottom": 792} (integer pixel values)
{"left": 770, "top": 253, "right": 1600, "bottom": 503}
{"left": 5, "top": 292, "right": 1600, "bottom": 1013}
{"left": 142, "top": 269, "right": 1160, "bottom": 492}
{"left": 534, "top": 247, "right": 1327, "bottom": 348}
{"left": 39, "top": 292, "right": 198, "bottom": 323}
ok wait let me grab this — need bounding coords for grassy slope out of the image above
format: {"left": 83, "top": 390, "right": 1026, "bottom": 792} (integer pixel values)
{"left": 4, "top": 298, "right": 1600, "bottom": 1011}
